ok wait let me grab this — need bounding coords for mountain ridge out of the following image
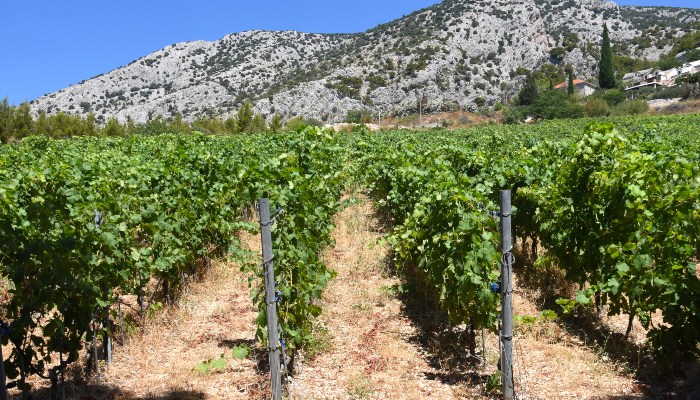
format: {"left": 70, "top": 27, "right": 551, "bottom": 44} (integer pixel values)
{"left": 30, "top": 0, "right": 700, "bottom": 124}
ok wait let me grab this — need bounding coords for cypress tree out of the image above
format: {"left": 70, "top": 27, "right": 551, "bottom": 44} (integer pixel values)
{"left": 567, "top": 68, "right": 575, "bottom": 96}
{"left": 599, "top": 23, "right": 616, "bottom": 89}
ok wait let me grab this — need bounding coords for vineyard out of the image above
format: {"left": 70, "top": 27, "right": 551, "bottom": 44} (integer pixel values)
{"left": 0, "top": 115, "right": 699, "bottom": 398}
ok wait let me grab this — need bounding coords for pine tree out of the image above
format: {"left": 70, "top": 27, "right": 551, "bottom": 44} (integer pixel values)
{"left": 224, "top": 117, "right": 237, "bottom": 133}
{"left": 103, "top": 117, "right": 126, "bottom": 137}
{"left": 268, "top": 114, "right": 282, "bottom": 133}
{"left": 599, "top": 23, "right": 616, "bottom": 89}
{"left": 251, "top": 114, "right": 267, "bottom": 133}
{"left": 13, "top": 102, "right": 33, "bottom": 138}
{"left": 35, "top": 111, "right": 49, "bottom": 136}
{"left": 170, "top": 113, "right": 189, "bottom": 134}
{"left": 0, "top": 98, "right": 13, "bottom": 143}
{"left": 235, "top": 102, "right": 253, "bottom": 133}
{"left": 517, "top": 73, "right": 539, "bottom": 106}
{"left": 84, "top": 112, "right": 98, "bottom": 136}
{"left": 126, "top": 116, "right": 136, "bottom": 135}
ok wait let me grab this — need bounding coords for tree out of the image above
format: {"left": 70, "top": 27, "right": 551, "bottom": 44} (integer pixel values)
{"left": 285, "top": 116, "right": 307, "bottom": 131}
{"left": 563, "top": 33, "right": 580, "bottom": 52}
{"left": 84, "top": 112, "right": 98, "bottom": 136}
{"left": 566, "top": 66, "right": 575, "bottom": 96}
{"left": 517, "top": 73, "right": 539, "bottom": 106}
{"left": 686, "top": 48, "right": 700, "bottom": 63}
{"left": 599, "top": 23, "right": 616, "bottom": 89}
{"left": 124, "top": 117, "right": 135, "bottom": 135}
{"left": 170, "top": 113, "right": 190, "bottom": 134}
{"left": 235, "top": 102, "right": 254, "bottom": 133}
{"left": 13, "top": 102, "right": 33, "bottom": 138}
{"left": 268, "top": 114, "right": 282, "bottom": 133}
{"left": 192, "top": 117, "right": 225, "bottom": 134}
{"left": 0, "top": 98, "right": 14, "bottom": 143}
{"left": 344, "top": 109, "right": 372, "bottom": 124}
{"left": 103, "top": 117, "right": 126, "bottom": 137}
{"left": 549, "top": 47, "right": 566, "bottom": 62}
{"left": 35, "top": 111, "right": 49, "bottom": 137}
{"left": 584, "top": 97, "right": 611, "bottom": 117}
{"left": 250, "top": 114, "right": 267, "bottom": 133}
{"left": 224, "top": 117, "right": 237, "bottom": 133}
{"left": 531, "top": 90, "right": 583, "bottom": 120}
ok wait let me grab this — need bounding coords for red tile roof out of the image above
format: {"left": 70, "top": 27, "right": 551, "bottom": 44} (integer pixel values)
{"left": 554, "top": 79, "right": 589, "bottom": 89}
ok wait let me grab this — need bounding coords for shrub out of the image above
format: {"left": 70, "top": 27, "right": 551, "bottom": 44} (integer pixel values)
{"left": 601, "top": 89, "right": 626, "bottom": 106}
{"left": 680, "top": 83, "right": 700, "bottom": 99}
{"left": 285, "top": 116, "right": 307, "bottom": 131}
{"left": 440, "top": 100, "right": 461, "bottom": 112}
{"left": 584, "top": 97, "right": 611, "bottom": 117}
{"left": 344, "top": 109, "right": 373, "bottom": 124}
{"left": 612, "top": 99, "right": 649, "bottom": 116}
{"left": 549, "top": 47, "right": 566, "bottom": 61}
{"left": 651, "top": 85, "right": 687, "bottom": 100}
{"left": 531, "top": 90, "right": 583, "bottom": 120}
{"left": 304, "top": 117, "right": 323, "bottom": 127}
{"left": 502, "top": 106, "right": 526, "bottom": 124}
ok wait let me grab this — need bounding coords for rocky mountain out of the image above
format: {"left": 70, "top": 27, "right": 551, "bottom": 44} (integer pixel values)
{"left": 30, "top": 0, "right": 700, "bottom": 124}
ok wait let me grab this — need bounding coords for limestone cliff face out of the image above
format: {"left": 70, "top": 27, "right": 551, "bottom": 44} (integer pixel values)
{"left": 30, "top": 0, "right": 700, "bottom": 123}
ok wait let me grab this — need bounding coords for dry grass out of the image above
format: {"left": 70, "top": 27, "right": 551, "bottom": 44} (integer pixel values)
{"left": 509, "top": 277, "right": 637, "bottom": 400}
{"left": 651, "top": 98, "right": 700, "bottom": 115}
{"left": 376, "top": 110, "right": 497, "bottom": 130}
{"left": 11, "top": 231, "right": 265, "bottom": 400}
{"left": 98, "top": 255, "right": 263, "bottom": 400}
{"left": 288, "top": 193, "right": 458, "bottom": 399}
{"left": 103, "top": 261, "right": 261, "bottom": 399}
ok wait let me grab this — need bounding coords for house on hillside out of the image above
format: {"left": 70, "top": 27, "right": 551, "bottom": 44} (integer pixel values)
{"left": 622, "top": 68, "right": 653, "bottom": 87}
{"left": 624, "top": 61, "right": 700, "bottom": 91}
{"left": 656, "top": 68, "right": 679, "bottom": 85}
{"left": 553, "top": 79, "right": 597, "bottom": 97}
{"left": 680, "top": 60, "right": 700, "bottom": 75}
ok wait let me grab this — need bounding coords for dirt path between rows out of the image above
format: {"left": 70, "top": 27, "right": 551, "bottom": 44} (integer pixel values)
{"left": 287, "top": 195, "right": 460, "bottom": 400}
{"left": 98, "top": 256, "right": 264, "bottom": 400}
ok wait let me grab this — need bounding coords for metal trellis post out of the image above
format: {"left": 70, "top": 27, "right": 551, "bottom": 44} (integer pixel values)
{"left": 500, "top": 190, "right": 515, "bottom": 399}
{"left": 0, "top": 324, "right": 7, "bottom": 400}
{"left": 258, "top": 198, "right": 283, "bottom": 400}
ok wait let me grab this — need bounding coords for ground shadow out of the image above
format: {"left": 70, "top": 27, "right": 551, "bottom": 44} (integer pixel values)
{"left": 368, "top": 200, "right": 699, "bottom": 398}
{"left": 512, "top": 237, "right": 698, "bottom": 400}
{"left": 362, "top": 197, "right": 497, "bottom": 392}
{"left": 219, "top": 337, "right": 272, "bottom": 373}
{"left": 392, "top": 262, "right": 493, "bottom": 387}
{"left": 9, "top": 383, "right": 206, "bottom": 400}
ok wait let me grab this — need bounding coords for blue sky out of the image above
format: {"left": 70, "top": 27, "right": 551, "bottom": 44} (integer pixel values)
{"left": 0, "top": 0, "right": 697, "bottom": 105}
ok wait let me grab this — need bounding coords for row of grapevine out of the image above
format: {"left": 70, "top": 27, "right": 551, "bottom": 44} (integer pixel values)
{"left": 346, "top": 114, "right": 700, "bottom": 361}
{"left": 351, "top": 133, "right": 503, "bottom": 354}
{"left": 0, "top": 127, "right": 345, "bottom": 394}
{"left": 514, "top": 123, "right": 700, "bottom": 358}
